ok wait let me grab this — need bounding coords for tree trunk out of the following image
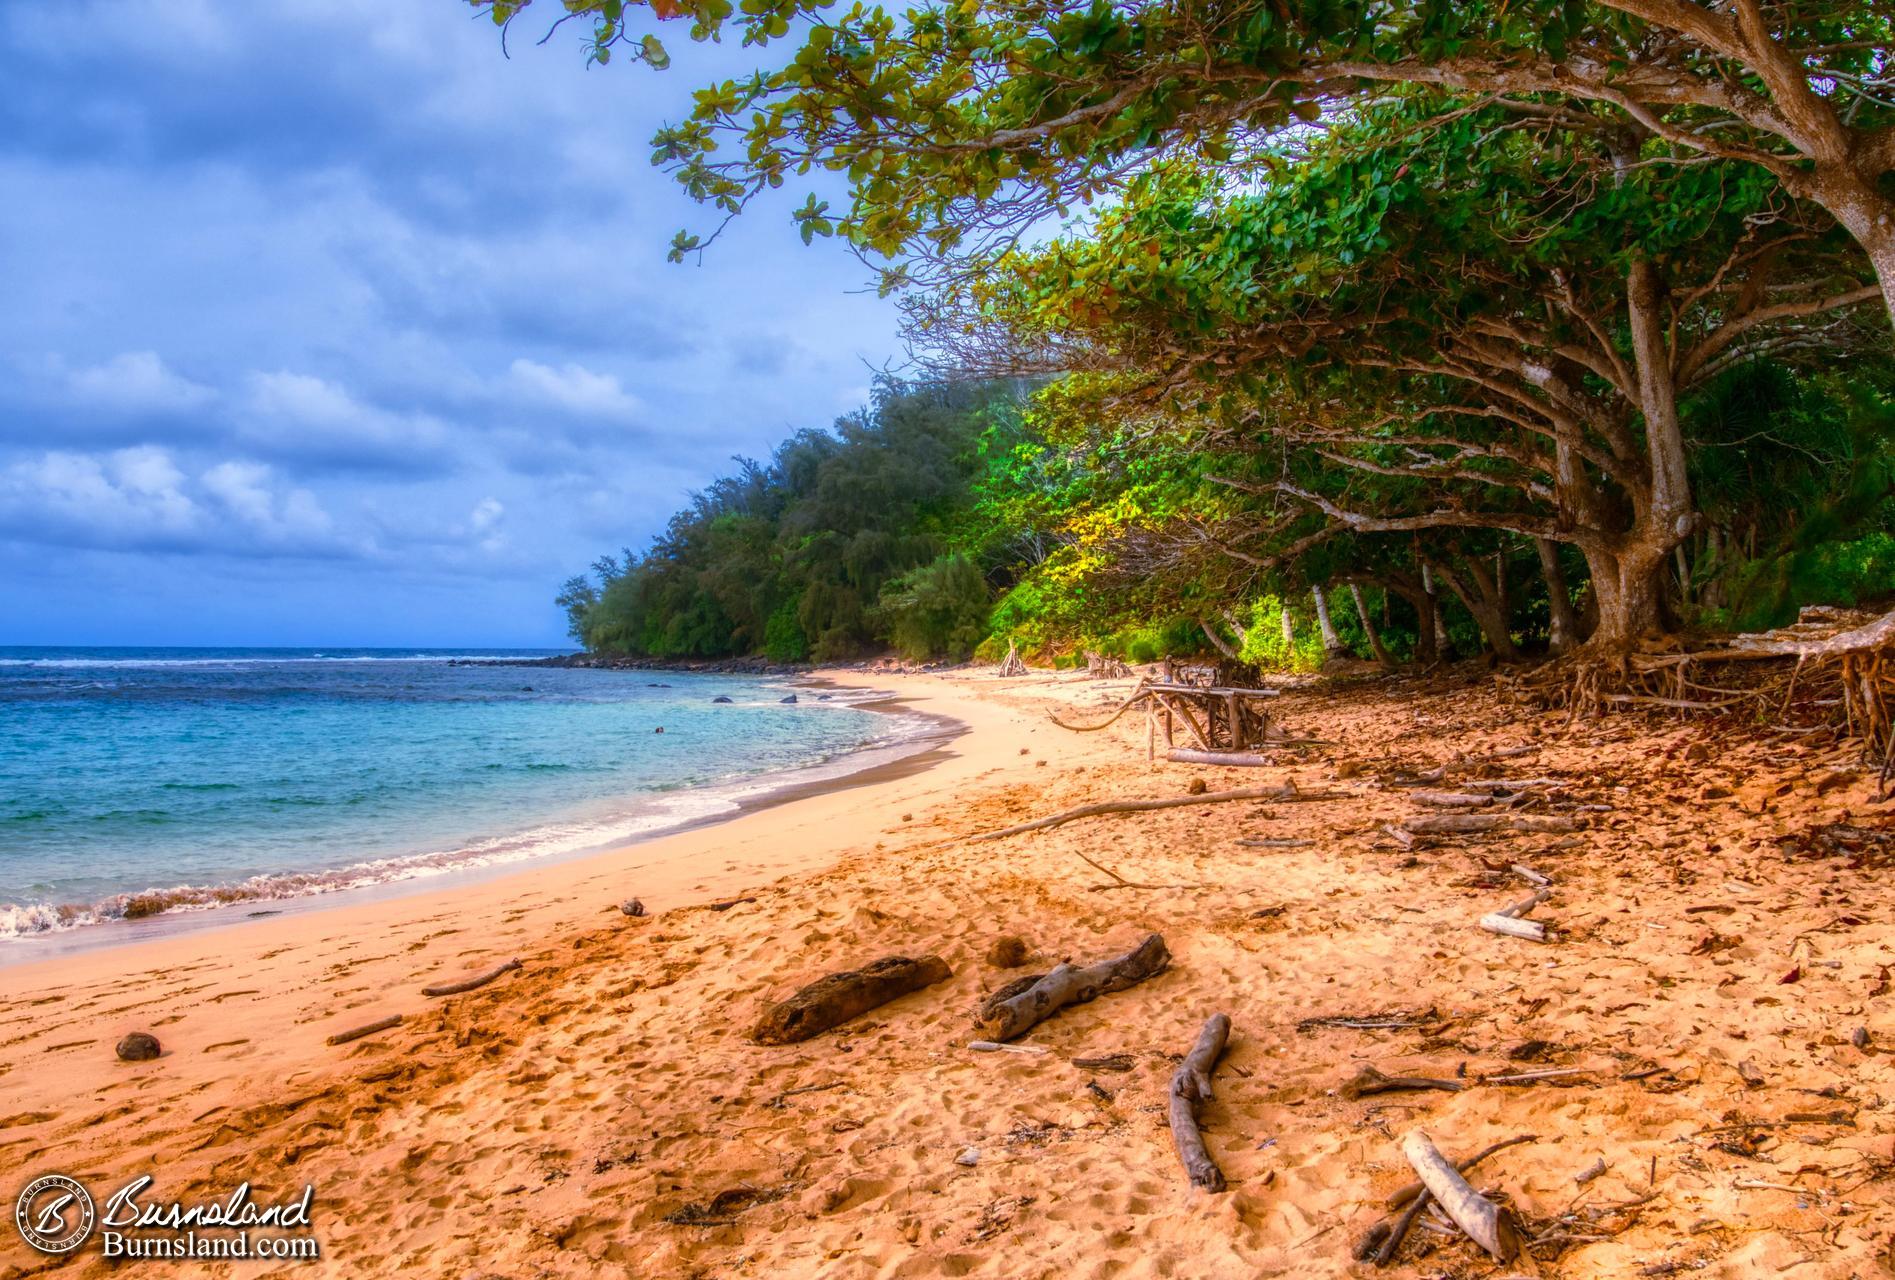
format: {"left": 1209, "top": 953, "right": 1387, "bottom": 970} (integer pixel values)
{"left": 1349, "top": 583, "right": 1394, "bottom": 668}
{"left": 1390, "top": 584, "right": 1437, "bottom": 666}
{"left": 1198, "top": 616, "right": 1238, "bottom": 660}
{"left": 1432, "top": 559, "right": 1517, "bottom": 662}
{"left": 1419, "top": 562, "right": 1451, "bottom": 657}
{"left": 1279, "top": 603, "right": 1294, "bottom": 648}
{"left": 1579, "top": 544, "right": 1666, "bottom": 654}
{"left": 1824, "top": 183, "right": 1895, "bottom": 339}
{"left": 1533, "top": 538, "right": 1576, "bottom": 656}
{"left": 1311, "top": 586, "right": 1344, "bottom": 656}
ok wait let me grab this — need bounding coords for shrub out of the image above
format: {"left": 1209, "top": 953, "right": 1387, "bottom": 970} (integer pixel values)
{"left": 877, "top": 554, "right": 992, "bottom": 660}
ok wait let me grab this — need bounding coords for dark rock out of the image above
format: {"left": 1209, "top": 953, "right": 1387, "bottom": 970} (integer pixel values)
{"left": 985, "top": 935, "right": 1031, "bottom": 968}
{"left": 780, "top": 694, "right": 798, "bottom": 704}
{"left": 621, "top": 898, "right": 647, "bottom": 918}
{"left": 117, "top": 1032, "right": 161, "bottom": 1062}
{"left": 712, "top": 695, "right": 734, "bottom": 704}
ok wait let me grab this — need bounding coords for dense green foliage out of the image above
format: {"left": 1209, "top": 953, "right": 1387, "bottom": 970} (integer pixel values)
{"left": 563, "top": 382, "right": 1025, "bottom": 661}
{"left": 522, "top": 1, "right": 1895, "bottom": 667}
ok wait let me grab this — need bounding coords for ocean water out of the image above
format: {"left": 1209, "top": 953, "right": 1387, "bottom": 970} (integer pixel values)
{"left": 0, "top": 648, "right": 927, "bottom": 940}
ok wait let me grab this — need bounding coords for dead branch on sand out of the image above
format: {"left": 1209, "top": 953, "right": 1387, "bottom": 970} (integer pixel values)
{"left": 1401, "top": 1129, "right": 1522, "bottom": 1261}
{"left": 327, "top": 1014, "right": 402, "bottom": 1047}
{"left": 971, "top": 785, "right": 1341, "bottom": 842}
{"left": 1340, "top": 1064, "right": 1464, "bottom": 1099}
{"left": 422, "top": 958, "right": 522, "bottom": 998}
{"left": 974, "top": 934, "right": 1169, "bottom": 1041}
{"left": 1168, "top": 1014, "right": 1232, "bottom": 1192}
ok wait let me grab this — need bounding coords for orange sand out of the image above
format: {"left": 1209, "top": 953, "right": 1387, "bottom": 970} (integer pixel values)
{"left": 1, "top": 669, "right": 1892, "bottom": 1278}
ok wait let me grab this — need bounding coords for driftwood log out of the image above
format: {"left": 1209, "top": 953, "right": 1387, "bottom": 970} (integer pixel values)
{"left": 422, "top": 958, "right": 521, "bottom": 998}
{"left": 1168, "top": 1014, "right": 1232, "bottom": 1192}
{"left": 752, "top": 955, "right": 952, "bottom": 1044}
{"left": 971, "top": 786, "right": 1339, "bottom": 842}
{"left": 1479, "top": 888, "right": 1554, "bottom": 942}
{"left": 1386, "top": 1133, "right": 1537, "bottom": 1209}
{"left": 1403, "top": 813, "right": 1579, "bottom": 835}
{"left": 327, "top": 1014, "right": 402, "bottom": 1046}
{"left": 1165, "top": 748, "right": 1274, "bottom": 767}
{"left": 1400, "top": 1129, "right": 1522, "bottom": 1261}
{"left": 974, "top": 934, "right": 1169, "bottom": 1041}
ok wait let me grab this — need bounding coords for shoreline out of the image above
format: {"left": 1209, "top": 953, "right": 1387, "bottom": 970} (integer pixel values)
{"left": 0, "top": 669, "right": 1042, "bottom": 1005}
{"left": 0, "top": 681, "right": 964, "bottom": 968}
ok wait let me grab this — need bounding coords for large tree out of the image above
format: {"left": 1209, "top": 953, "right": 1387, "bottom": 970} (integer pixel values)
{"left": 485, "top": 0, "right": 1895, "bottom": 327}
{"left": 965, "top": 100, "right": 1885, "bottom": 650}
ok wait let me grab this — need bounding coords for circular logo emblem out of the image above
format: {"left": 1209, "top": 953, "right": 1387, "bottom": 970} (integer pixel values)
{"left": 15, "top": 1174, "right": 95, "bottom": 1255}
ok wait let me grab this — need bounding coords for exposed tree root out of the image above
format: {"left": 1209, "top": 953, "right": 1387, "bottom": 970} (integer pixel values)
{"left": 1496, "top": 606, "right": 1895, "bottom": 793}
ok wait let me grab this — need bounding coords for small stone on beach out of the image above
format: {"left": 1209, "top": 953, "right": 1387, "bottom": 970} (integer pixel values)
{"left": 985, "top": 935, "right": 1030, "bottom": 968}
{"left": 117, "top": 1032, "right": 161, "bottom": 1062}
{"left": 955, "top": 1147, "right": 980, "bottom": 1167}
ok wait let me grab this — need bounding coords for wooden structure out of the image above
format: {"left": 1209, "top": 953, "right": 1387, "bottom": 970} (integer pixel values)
{"left": 1144, "top": 682, "right": 1280, "bottom": 752}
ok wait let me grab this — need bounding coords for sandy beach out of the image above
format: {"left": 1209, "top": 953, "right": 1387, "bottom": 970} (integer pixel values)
{"left": 3, "top": 668, "right": 1892, "bottom": 1278}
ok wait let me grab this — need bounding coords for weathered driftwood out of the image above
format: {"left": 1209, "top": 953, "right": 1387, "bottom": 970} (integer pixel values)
{"left": 974, "top": 934, "right": 1169, "bottom": 1041}
{"left": 1403, "top": 813, "right": 1579, "bottom": 835}
{"left": 752, "top": 955, "right": 952, "bottom": 1044}
{"left": 1400, "top": 1129, "right": 1522, "bottom": 1261}
{"left": 1386, "top": 1133, "right": 1537, "bottom": 1209}
{"left": 1409, "top": 790, "right": 1495, "bottom": 807}
{"left": 423, "top": 958, "right": 521, "bottom": 997}
{"left": 971, "top": 786, "right": 1338, "bottom": 842}
{"left": 1340, "top": 1064, "right": 1464, "bottom": 1099}
{"left": 1168, "top": 1013, "right": 1232, "bottom": 1192}
{"left": 1479, "top": 914, "right": 1548, "bottom": 941}
{"left": 1479, "top": 887, "right": 1553, "bottom": 942}
{"left": 327, "top": 1014, "right": 402, "bottom": 1046}
{"left": 1165, "top": 748, "right": 1274, "bottom": 767}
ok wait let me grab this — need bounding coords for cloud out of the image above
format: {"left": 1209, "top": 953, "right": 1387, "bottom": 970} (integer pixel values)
{"left": 239, "top": 370, "right": 452, "bottom": 473}
{"left": 507, "top": 359, "right": 643, "bottom": 421}
{"left": 66, "top": 350, "right": 216, "bottom": 414}
{"left": 0, "top": 446, "right": 353, "bottom": 557}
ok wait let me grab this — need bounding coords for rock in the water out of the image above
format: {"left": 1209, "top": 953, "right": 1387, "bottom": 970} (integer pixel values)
{"left": 712, "top": 695, "right": 734, "bottom": 704}
{"left": 117, "top": 1032, "right": 161, "bottom": 1062}
{"left": 985, "top": 935, "right": 1030, "bottom": 968}
{"left": 780, "top": 694, "right": 798, "bottom": 704}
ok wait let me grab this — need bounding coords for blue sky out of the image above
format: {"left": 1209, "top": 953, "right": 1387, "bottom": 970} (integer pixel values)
{"left": 0, "top": 0, "right": 901, "bottom": 648}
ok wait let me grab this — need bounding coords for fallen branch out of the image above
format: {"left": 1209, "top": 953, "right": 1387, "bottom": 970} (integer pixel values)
{"left": 1410, "top": 790, "right": 1495, "bottom": 808}
{"left": 1341, "top": 1064, "right": 1464, "bottom": 1099}
{"left": 1404, "top": 814, "right": 1579, "bottom": 835}
{"left": 1401, "top": 1129, "right": 1522, "bottom": 1261}
{"left": 1479, "top": 887, "right": 1554, "bottom": 943}
{"left": 422, "top": 958, "right": 521, "bottom": 998}
{"left": 752, "top": 955, "right": 952, "bottom": 1045}
{"left": 1166, "top": 748, "right": 1274, "bottom": 767}
{"left": 1387, "top": 1134, "right": 1538, "bottom": 1209}
{"left": 974, "top": 934, "right": 1169, "bottom": 1041}
{"left": 1237, "top": 837, "right": 1315, "bottom": 848}
{"left": 971, "top": 786, "right": 1339, "bottom": 842}
{"left": 327, "top": 1014, "right": 402, "bottom": 1047}
{"left": 1168, "top": 1014, "right": 1232, "bottom": 1192}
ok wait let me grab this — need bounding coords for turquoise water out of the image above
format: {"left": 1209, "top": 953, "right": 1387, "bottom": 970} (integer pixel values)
{"left": 0, "top": 648, "right": 918, "bottom": 938}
